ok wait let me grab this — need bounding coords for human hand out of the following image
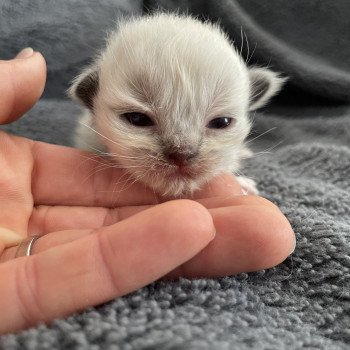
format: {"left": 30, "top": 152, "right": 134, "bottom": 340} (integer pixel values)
{"left": 0, "top": 49, "right": 295, "bottom": 334}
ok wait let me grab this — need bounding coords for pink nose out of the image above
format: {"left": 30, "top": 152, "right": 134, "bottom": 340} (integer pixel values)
{"left": 164, "top": 151, "right": 198, "bottom": 166}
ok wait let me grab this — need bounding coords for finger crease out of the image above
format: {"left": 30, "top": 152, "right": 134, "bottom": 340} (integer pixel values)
{"left": 15, "top": 258, "right": 46, "bottom": 325}
{"left": 94, "top": 231, "right": 122, "bottom": 296}
{"left": 103, "top": 207, "right": 121, "bottom": 226}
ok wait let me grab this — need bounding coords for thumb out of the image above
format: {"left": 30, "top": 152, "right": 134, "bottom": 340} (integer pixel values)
{"left": 0, "top": 48, "right": 46, "bottom": 124}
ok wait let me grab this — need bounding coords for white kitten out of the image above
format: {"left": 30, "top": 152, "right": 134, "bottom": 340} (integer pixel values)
{"left": 69, "top": 13, "right": 285, "bottom": 197}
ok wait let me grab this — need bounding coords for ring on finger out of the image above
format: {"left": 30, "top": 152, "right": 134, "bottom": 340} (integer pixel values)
{"left": 15, "top": 235, "right": 40, "bottom": 258}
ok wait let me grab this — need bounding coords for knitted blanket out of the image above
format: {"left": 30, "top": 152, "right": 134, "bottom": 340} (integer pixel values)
{"left": 1, "top": 1, "right": 349, "bottom": 348}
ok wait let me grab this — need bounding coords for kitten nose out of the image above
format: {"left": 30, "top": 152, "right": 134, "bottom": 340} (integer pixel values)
{"left": 164, "top": 150, "right": 198, "bottom": 166}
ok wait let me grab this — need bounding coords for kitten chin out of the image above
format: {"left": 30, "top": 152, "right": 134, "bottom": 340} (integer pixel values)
{"left": 139, "top": 172, "right": 211, "bottom": 198}
{"left": 70, "top": 13, "right": 286, "bottom": 197}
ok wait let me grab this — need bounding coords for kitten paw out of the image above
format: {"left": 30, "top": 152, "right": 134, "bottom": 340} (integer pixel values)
{"left": 237, "top": 176, "right": 259, "bottom": 195}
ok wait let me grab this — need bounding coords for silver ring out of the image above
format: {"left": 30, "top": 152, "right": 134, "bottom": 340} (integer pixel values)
{"left": 15, "top": 235, "right": 40, "bottom": 258}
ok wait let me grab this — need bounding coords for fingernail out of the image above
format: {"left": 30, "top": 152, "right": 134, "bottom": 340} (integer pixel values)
{"left": 290, "top": 237, "right": 296, "bottom": 255}
{"left": 15, "top": 47, "right": 34, "bottom": 59}
{"left": 0, "top": 227, "right": 23, "bottom": 248}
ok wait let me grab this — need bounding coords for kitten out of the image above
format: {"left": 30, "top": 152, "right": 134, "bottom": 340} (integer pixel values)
{"left": 69, "top": 13, "right": 286, "bottom": 197}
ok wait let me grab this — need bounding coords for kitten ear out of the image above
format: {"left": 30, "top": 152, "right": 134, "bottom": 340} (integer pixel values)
{"left": 248, "top": 67, "right": 287, "bottom": 111}
{"left": 68, "top": 66, "right": 100, "bottom": 109}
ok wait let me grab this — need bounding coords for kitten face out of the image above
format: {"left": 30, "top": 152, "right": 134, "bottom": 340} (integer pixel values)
{"left": 70, "top": 13, "right": 285, "bottom": 197}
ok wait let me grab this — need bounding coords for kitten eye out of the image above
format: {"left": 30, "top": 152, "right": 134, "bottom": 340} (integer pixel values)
{"left": 122, "top": 112, "right": 154, "bottom": 127}
{"left": 207, "top": 116, "right": 233, "bottom": 129}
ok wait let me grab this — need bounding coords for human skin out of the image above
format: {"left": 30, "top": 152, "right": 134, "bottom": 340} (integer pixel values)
{"left": 0, "top": 49, "right": 295, "bottom": 334}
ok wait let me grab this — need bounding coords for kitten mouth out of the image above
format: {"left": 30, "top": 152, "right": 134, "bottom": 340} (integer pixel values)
{"left": 165, "top": 165, "right": 201, "bottom": 180}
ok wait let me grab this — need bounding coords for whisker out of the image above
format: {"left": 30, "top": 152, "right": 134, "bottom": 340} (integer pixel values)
{"left": 244, "top": 31, "right": 250, "bottom": 65}
{"left": 252, "top": 140, "right": 284, "bottom": 157}
{"left": 80, "top": 122, "right": 125, "bottom": 149}
{"left": 81, "top": 163, "right": 112, "bottom": 184}
{"left": 247, "top": 42, "right": 257, "bottom": 65}
{"left": 79, "top": 123, "right": 162, "bottom": 163}
{"left": 246, "top": 127, "right": 278, "bottom": 145}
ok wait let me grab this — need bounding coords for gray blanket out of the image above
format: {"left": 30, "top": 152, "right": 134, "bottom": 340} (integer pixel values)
{"left": 1, "top": 0, "right": 350, "bottom": 349}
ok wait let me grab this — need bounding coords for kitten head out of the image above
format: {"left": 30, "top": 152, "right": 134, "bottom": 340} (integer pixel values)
{"left": 70, "top": 13, "right": 286, "bottom": 197}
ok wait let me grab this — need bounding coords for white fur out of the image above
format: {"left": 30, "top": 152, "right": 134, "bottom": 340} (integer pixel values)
{"left": 70, "top": 13, "right": 285, "bottom": 197}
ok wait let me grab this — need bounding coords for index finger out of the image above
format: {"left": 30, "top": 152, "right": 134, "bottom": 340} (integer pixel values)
{"left": 31, "top": 140, "right": 161, "bottom": 207}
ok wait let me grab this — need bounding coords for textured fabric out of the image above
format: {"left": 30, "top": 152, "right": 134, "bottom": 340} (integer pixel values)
{"left": 0, "top": 0, "right": 350, "bottom": 349}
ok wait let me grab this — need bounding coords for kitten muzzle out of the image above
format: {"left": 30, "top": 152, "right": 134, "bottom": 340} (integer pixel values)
{"left": 164, "top": 149, "right": 199, "bottom": 167}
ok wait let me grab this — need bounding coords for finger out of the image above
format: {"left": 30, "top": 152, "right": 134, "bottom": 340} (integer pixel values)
{"left": 4, "top": 196, "right": 275, "bottom": 260}
{"left": 1, "top": 192, "right": 277, "bottom": 261}
{"left": 0, "top": 49, "right": 46, "bottom": 124}
{"left": 192, "top": 173, "right": 243, "bottom": 199}
{"left": 28, "top": 204, "right": 151, "bottom": 235}
{"left": 196, "top": 194, "right": 279, "bottom": 210}
{"left": 31, "top": 141, "right": 160, "bottom": 207}
{"left": 25, "top": 193, "right": 270, "bottom": 238}
{"left": 164, "top": 196, "right": 295, "bottom": 279}
{"left": 29, "top": 197, "right": 294, "bottom": 280}
{"left": 2, "top": 195, "right": 233, "bottom": 261}
{"left": 27, "top": 195, "right": 274, "bottom": 236}
{"left": 0, "top": 200, "right": 215, "bottom": 334}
